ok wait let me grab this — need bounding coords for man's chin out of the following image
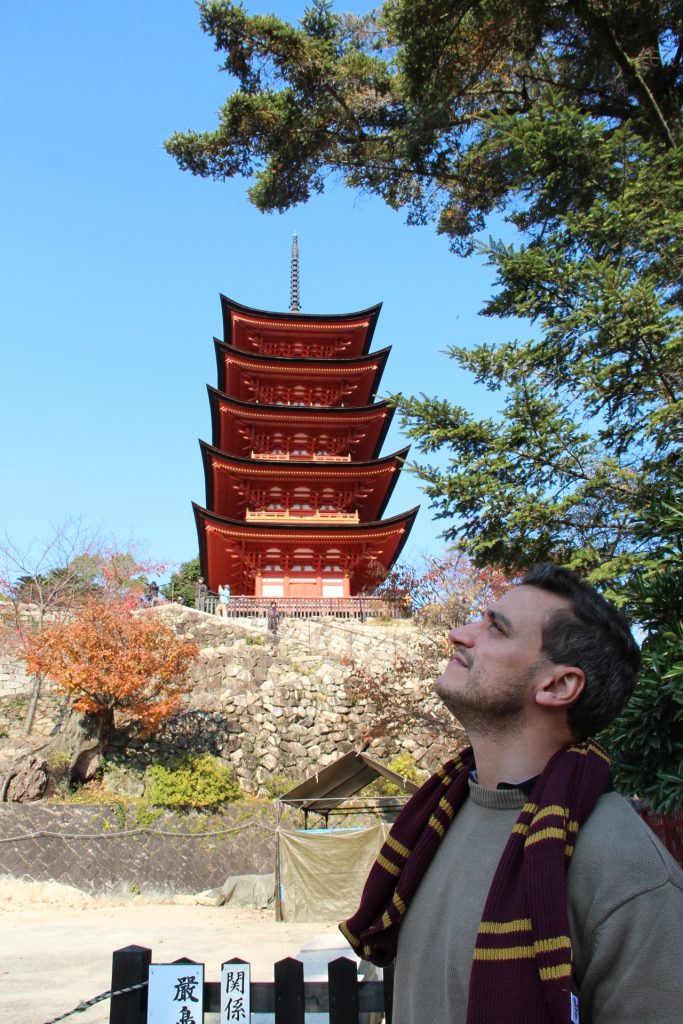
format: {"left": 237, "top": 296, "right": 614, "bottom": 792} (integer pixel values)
{"left": 434, "top": 678, "right": 463, "bottom": 715}
{"left": 434, "top": 680, "right": 466, "bottom": 717}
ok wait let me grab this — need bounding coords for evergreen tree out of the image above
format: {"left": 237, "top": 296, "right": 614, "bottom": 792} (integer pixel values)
{"left": 397, "top": 118, "right": 681, "bottom": 584}
{"left": 163, "top": 556, "right": 202, "bottom": 606}
{"left": 165, "top": 1, "right": 682, "bottom": 251}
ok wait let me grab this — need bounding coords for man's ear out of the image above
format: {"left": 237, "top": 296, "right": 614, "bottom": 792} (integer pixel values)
{"left": 535, "top": 667, "right": 585, "bottom": 709}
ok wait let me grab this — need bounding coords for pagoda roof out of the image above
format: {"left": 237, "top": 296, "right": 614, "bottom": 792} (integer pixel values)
{"left": 220, "top": 294, "right": 382, "bottom": 357}
{"left": 194, "top": 503, "right": 418, "bottom": 594}
{"left": 214, "top": 340, "right": 390, "bottom": 405}
{"left": 207, "top": 388, "right": 395, "bottom": 462}
{"left": 199, "top": 441, "right": 409, "bottom": 522}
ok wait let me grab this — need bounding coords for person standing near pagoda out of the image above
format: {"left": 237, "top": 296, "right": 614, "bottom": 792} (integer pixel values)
{"left": 342, "top": 564, "right": 683, "bottom": 1024}
{"left": 194, "top": 576, "right": 207, "bottom": 612}
{"left": 217, "top": 582, "right": 231, "bottom": 618}
{"left": 267, "top": 601, "right": 282, "bottom": 636}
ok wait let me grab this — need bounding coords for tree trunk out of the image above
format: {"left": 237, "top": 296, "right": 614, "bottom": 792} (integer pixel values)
{"left": 53, "top": 709, "right": 109, "bottom": 782}
{"left": 22, "top": 673, "right": 42, "bottom": 736}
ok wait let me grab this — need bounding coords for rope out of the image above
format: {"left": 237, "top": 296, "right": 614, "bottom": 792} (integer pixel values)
{"left": 0, "top": 819, "right": 279, "bottom": 843}
{"left": 41, "top": 979, "right": 147, "bottom": 1024}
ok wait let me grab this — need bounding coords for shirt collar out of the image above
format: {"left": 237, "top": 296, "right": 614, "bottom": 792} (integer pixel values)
{"left": 469, "top": 769, "right": 539, "bottom": 796}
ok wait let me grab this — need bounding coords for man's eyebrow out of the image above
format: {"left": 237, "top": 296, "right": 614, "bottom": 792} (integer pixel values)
{"left": 487, "top": 609, "right": 514, "bottom": 634}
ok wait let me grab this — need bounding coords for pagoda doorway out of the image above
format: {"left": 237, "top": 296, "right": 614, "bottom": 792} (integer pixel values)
{"left": 255, "top": 574, "right": 350, "bottom": 598}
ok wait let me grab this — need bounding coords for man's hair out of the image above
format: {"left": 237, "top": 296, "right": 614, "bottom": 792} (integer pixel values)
{"left": 522, "top": 563, "right": 641, "bottom": 738}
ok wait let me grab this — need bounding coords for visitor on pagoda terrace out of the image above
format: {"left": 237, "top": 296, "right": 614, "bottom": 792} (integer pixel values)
{"left": 217, "top": 582, "right": 231, "bottom": 617}
{"left": 267, "top": 601, "right": 282, "bottom": 636}
{"left": 194, "top": 576, "right": 207, "bottom": 611}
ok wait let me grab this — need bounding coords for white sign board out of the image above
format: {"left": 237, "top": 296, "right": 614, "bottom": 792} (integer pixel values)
{"left": 148, "top": 962, "right": 205, "bottom": 1024}
{"left": 221, "top": 960, "right": 251, "bottom": 1022}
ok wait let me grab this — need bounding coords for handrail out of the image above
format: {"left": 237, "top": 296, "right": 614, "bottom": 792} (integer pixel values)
{"left": 251, "top": 451, "right": 352, "bottom": 462}
{"left": 189, "top": 594, "right": 405, "bottom": 619}
{"left": 245, "top": 509, "right": 360, "bottom": 523}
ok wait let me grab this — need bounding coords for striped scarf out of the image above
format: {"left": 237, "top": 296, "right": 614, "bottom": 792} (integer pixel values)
{"left": 340, "top": 740, "right": 611, "bottom": 1024}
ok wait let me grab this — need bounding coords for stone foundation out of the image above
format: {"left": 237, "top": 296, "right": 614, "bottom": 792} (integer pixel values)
{"left": 1, "top": 606, "right": 456, "bottom": 794}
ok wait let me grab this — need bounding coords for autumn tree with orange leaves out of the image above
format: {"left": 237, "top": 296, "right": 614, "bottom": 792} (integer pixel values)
{"left": 25, "top": 599, "right": 199, "bottom": 751}
{"left": 0, "top": 520, "right": 173, "bottom": 735}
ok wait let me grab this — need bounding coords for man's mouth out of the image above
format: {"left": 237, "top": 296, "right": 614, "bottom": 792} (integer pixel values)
{"left": 450, "top": 649, "right": 471, "bottom": 669}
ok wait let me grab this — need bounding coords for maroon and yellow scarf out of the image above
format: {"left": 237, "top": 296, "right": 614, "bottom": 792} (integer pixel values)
{"left": 340, "top": 740, "right": 610, "bottom": 1024}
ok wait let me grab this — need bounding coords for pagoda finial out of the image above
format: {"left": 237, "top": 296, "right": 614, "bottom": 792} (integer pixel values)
{"left": 290, "top": 233, "right": 301, "bottom": 312}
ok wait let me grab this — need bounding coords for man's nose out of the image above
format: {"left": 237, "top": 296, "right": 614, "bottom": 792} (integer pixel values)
{"left": 447, "top": 621, "right": 478, "bottom": 647}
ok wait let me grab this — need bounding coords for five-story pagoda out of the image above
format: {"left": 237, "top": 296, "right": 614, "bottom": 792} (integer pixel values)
{"left": 194, "top": 238, "right": 417, "bottom": 599}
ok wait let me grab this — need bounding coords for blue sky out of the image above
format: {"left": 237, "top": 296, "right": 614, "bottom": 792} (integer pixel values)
{"left": 0, "top": 1, "right": 529, "bottom": 580}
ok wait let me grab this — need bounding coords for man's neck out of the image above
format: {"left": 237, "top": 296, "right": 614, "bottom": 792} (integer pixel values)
{"left": 468, "top": 727, "right": 568, "bottom": 789}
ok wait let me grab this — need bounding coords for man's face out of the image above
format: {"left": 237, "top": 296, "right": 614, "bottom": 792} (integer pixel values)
{"left": 434, "top": 584, "right": 572, "bottom": 735}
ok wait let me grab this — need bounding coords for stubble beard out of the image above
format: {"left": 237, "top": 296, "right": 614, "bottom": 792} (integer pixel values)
{"left": 435, "top": 661, "right": 541, "bottom": 738}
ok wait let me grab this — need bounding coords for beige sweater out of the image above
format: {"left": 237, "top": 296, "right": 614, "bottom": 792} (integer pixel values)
{"left": 393, "top": 781, "right": 683, "bottom": 1024}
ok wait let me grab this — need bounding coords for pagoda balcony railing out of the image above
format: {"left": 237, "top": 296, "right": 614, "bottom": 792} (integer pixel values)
{"left": 245, "top": 509, "right": 360, "bottom": 524}
{"left": 251, "top": 451, "right": 351, "bottom": 463}
{"left": 186, "top": 593, "right": 408, "bottom": 620}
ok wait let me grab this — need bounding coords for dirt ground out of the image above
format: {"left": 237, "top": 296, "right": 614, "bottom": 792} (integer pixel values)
{"left": 0, "top": 878, "right": 341, "bottom": 1024}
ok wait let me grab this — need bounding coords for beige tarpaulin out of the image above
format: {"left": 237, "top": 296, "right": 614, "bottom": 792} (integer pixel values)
{"left": 278, "top": 822, "right": 391, "bottom": 922}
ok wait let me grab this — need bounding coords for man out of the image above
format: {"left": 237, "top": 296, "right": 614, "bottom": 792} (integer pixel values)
{"left": 194, "top": 575, "right": 207, "bottom": 612}
{"left": 342, "top": 564, "right": 683, "bottom": 1023}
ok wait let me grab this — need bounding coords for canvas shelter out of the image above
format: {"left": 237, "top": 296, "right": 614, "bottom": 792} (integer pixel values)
{"left": 275, "top": 750, "right": 419, "bottom": 922}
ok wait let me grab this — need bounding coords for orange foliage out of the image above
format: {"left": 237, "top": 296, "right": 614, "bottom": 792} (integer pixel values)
{"left": 25, "top": 599, "right": 199, "bottom": 737}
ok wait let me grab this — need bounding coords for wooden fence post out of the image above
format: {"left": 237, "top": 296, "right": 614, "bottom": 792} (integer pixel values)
{"left": 274, "top": 957, "right": 304, "bottom": 1024}
{"left": 328, "top": 956, "right": 359, "bottom": 1024}
{"left": 110, "top": 944, "right": 151, "bottom": 1024}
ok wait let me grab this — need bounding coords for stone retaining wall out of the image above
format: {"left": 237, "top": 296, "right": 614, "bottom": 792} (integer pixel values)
{"left": 1, "top": 606, "right": 455, "bottom": 794}
{"left": 0, "top": 654, "right": 32, "bottom": 696}
{"left": 114, "top": 607, "right": 452, "bottom": 791}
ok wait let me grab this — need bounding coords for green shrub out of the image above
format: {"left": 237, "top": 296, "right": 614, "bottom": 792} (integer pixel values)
{"left": 366, "top": 752, "right": 427, "bottom": 796}
{"left": 263, "top": 772, "right": 296, "bottom": 798}
{"left": 45, "top": 751, "right": 71, "bottom": 772}
{"left": 145, "top": 753, "right": 242, "bottom": 809}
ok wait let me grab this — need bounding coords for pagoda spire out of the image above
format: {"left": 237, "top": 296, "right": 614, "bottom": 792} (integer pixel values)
{"left": 290, "top": 233, "right": 301, "bottom": 312}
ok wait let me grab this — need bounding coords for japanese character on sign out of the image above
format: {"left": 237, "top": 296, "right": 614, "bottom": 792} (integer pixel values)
{"left": 174, "top": 976, "right": 200, "bottom": 1003}
{"left": 221, "top": 961, "right": 250, "bottom": 1024}
{"left": 225, "top": 996, "right": 246, "bottom": 1020}
{"left": 226, "top": 971, "right": 245, "bottom": 995}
